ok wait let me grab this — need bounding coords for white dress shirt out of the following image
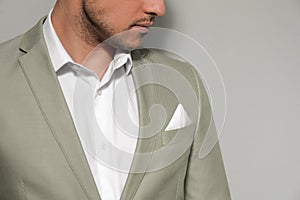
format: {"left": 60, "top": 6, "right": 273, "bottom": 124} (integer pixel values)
{"left": 43, "top": 10, "right": 139, "bottom": 200}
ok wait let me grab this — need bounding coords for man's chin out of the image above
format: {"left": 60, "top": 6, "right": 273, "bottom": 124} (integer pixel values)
{"left": 103, "top": 29, "right": 146, "bottom": 51}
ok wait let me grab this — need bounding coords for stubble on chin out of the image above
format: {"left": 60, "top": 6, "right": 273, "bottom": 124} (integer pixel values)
{"left": 75, "top": 1, "right": 150, "bottom": 51}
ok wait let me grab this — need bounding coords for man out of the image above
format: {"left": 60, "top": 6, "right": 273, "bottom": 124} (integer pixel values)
{"left": 0, "top": 0, "right": 231, "bottom": 199}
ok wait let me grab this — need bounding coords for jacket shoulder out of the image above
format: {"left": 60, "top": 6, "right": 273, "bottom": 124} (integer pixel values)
{"left": 0, "top": 35, "right": 24, "bottom": 70}
{"left": 134, "top": 49, "right": 193, "bottom": 69}
{"left": 0, "top": 16, "right": 45, "bottom": 68}
{"left": 0, "top": 35, "right": 23, "bottom": 54}
{"left": 132, "top": 48, "right": 210, "bottom": 109}
{"left": 133, "top": 48, "right": 202, "bottom": 89}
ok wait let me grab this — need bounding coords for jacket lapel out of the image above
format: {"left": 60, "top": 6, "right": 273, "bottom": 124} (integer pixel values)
{"left": 120, "top": 50, "right": 164, "bottom": 200}
{"left": 18, "top": 18, "right": 101, "bottom": 200}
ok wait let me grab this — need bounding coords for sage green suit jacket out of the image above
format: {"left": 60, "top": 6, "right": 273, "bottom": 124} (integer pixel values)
{"left": 0, "top": 18, "right": 231, "bottom": 200}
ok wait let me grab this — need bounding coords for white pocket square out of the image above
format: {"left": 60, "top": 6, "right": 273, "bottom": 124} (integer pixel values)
{"left": 165, "top": 104, "right": 192, "bottom": 131}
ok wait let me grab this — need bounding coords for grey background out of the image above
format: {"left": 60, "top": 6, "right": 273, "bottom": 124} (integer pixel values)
{"left": 1, "top": 0, "right": 300, "bottom": 199}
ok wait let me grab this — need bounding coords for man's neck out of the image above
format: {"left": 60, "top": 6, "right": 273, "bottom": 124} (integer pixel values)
{"left": 51, "top": 3, "right": 113, "bottom": 80}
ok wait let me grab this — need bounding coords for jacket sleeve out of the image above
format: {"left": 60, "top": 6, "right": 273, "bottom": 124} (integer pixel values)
{"left": 184, "top": 68, "right": 231, "bottom": 200}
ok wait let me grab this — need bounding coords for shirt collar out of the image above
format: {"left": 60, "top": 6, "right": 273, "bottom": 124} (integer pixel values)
{"left": 43, "top": 9, "right": 73, "bottom": 72}
{"left": 43, "top": 9, "right": 132, "bottom": 76}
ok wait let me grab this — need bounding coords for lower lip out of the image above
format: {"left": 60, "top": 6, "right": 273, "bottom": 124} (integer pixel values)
{"left": 131, "top": 25, "right": 149, "bottom": 33}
